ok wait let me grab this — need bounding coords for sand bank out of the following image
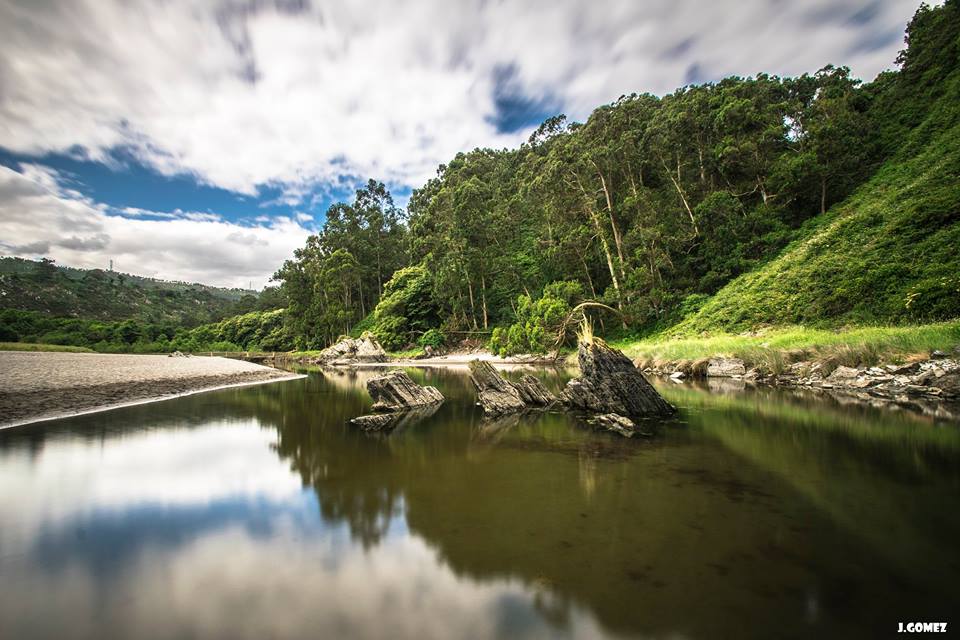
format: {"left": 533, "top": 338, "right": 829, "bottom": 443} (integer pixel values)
{"left": 0, "top": 351, "right": 303, "bottom": 429}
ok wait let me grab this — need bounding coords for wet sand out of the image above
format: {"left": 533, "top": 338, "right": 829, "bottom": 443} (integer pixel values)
{"left": 0, "top": 351, "right": 303, "bottom": 428}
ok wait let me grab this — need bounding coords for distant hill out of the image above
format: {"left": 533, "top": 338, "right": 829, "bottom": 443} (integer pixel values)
{"left": 0, "top": 257, "right": 258, "bottom": 325}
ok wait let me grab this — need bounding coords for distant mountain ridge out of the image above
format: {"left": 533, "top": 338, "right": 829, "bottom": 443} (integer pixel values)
{"left": 0, "top": 256, "right": 256, "bottom": 324}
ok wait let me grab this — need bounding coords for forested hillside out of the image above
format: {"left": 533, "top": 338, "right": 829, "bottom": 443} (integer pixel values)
{"left": 273, "top": 2, "right": 960, "bottom": 352}
{"left": 0, "top": 256, "right": 265, "bottom": 324}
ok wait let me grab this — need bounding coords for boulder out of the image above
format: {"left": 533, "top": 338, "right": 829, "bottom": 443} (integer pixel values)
{"left": 315, "top": 334, "right": 387, "bottom": 365}
{"left": 468, "top": 360, "right": 556, "bottom": 415}
{"left": 366, "top": 370, "right": 444, "bottom": 411}
{"left": 588, "top": 413, "right": 653, "bottom": 438}
{"left": 560, "top": 338, "right": 675, "bottom": 419}
{"left": 828, "top": 365, "right": 860, "bottom": 381}
{"left": 706, "top": 357, "right": 746, "bottom": 377}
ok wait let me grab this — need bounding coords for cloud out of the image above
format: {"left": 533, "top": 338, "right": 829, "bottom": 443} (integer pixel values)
{"left": 0, "top": 0, "right": 922, "bottom": 198}
{"left": 0, "top": 164, "right": 311, "bottom": 288}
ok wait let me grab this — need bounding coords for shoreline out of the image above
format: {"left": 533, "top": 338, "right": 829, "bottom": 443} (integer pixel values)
{"left": 0, "top": 351, "right": 304, "bottom": 430}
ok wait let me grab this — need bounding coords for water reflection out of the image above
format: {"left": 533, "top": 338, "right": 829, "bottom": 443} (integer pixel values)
{"left": 0, "top": 367, "right": 958, "bottom": 639}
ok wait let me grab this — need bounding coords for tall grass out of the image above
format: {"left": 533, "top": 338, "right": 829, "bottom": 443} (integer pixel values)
{"left": 616, "top": 321, "right": 960, "bottom": 370}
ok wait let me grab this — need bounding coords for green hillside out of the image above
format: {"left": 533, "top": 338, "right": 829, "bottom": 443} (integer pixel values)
{"left": 668, "top": 3, "right": 960, "bottom": 336}
{"left": 0, "top": 257, "right": 256, "bottom": 325}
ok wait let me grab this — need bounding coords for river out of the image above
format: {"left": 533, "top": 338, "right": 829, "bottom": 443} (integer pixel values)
{"left": 1, "top": 366, "right": 958, "bottom": 639}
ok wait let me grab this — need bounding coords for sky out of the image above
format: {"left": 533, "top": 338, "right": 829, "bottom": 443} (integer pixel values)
{"left": 0, "top": 0, "right": 925, "bottom": 289}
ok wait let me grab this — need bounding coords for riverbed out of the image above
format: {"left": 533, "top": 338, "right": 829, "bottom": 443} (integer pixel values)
{"left": 1, "top": 366, "right": 957, "bottom": 639}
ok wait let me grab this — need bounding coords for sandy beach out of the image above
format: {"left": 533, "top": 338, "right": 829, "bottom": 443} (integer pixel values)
{"left": 0, "top": 351, "right": 303, "bottom": 428}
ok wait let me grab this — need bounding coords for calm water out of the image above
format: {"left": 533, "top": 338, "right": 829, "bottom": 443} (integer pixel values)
{"left": 1, "top": 367, "right": 958, "bottom": 639}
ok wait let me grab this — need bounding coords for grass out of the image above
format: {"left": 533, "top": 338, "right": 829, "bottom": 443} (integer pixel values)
{"left": 615, "top": 321, "right": 960, "bottom": 373}
{"left": 0, "top": 342, "right": 94, "bottom": 353}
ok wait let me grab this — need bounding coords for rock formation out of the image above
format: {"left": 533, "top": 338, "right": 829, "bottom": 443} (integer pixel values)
{"left": 366, "top": 370, "right": 444, "bottom": 411}
{"left": 468, "top": 360, "right": 556, "bottom": 415}
{"left": 561, "top": 338, "right": 675, "bottom": 425}
{"left": 348, "top": 370, "right": 444, "bottom": 433}
{"left": 314, "top": 333, "right": 387, "bottom": 366}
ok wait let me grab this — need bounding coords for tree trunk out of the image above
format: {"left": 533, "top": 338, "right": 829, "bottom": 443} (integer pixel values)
{"left": 593, "top": 163, "right": 628, "bottom": 282}
{"left": 464, "top": 266, "right": 478, "bottom": 330}
{"left": 661, "top": 156, "right": 699, "bottom": 236}
{"left": 480, "top": 271, "right": 489, "bottom": 330}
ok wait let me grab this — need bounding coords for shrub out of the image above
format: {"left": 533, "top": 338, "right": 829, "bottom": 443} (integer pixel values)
{"left": 418, "top": 328, "right": 446, "bottom": 349}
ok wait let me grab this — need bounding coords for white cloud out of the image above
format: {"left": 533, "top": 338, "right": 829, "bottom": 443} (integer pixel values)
{"left": 0, "top": 0, "right": 923, "bottom": 197}
{"left": 0, "top": 164, "right": 310, "bottom": 288}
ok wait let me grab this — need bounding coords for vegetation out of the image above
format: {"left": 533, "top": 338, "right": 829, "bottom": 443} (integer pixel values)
{"left": 0, "top": 308, "right": 292, "bottom": 354}
{"left": 269, "top": 2, "right": 960, "bottom": 354}
{"left": 621, "top": 321, "right": 960, "bottom": 373}
{"left": 0, "top": 342, "right": 94, "bottom": 353}
{"left": 0, "top": 256, "right": 274, "bottom": 324}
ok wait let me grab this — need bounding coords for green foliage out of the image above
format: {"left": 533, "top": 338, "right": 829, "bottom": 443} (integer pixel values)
{"left": 368, "top": 265, "right": 439, "bottom": 350}
{"left": 273, "top": 180, "right": 408, "bottom": 348}
{"left": 418, "top": 328, "right": 446, "bottom": 349}
{"left": 489, "top": 281, "right": 581, "bottom": 355}
{"left": 0, "top": 308, "right": 292, "bottom": 353}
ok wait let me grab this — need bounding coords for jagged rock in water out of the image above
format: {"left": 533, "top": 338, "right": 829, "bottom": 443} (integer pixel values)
{"left": 468, "top": 360, "right": 557, "bottom": 415}
{"left": 315, "top": 334, "right": 387, "bottom": 365}
{"left": 514, "top": 374, "right": 557, "bottom": 406}
{"left": 588, "top": 413, "right": 652, "bottom": 438}
{"left": 706, "top": 357, "right": 746, "bottom": 377}
{"left": 561, "top": 338, "right": 675, "bottom": 419}
{"left": 366, "top": 370, "right": 444, "bottom": 411}
{"left": 350, "top": 404, "right": 441, "bottom": 433}
{"left": 468, "top": 360, "right": 526, "bottom": 415}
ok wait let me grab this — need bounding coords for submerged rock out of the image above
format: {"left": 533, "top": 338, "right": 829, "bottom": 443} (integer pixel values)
{"left": 315, "top": 334, "right": 387, "bottom": 365}
{"left": 588, "top": 413, "right": 653, "bottom": 438}
{"left": 350, "top": 404, "right": 441, "bottom": 433}
{"left": 468, "top": 360, "right": 556, "bottom": 415}
{"left": 561, "top": 338, "right": 675, "bottom": 421}
{"left": 367, "top": 370, "right": 444, "bottom": 411}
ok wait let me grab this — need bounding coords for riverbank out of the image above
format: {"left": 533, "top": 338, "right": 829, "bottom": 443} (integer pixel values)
{"left": 0, "top": 351, "right": 303, "bottom": 429}
{"left": 615, "top": 321, "right": 960, "bottom": 371}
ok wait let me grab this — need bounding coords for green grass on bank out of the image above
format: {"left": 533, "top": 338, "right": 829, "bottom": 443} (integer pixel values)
{"left": 0, "top": 342, "right": 95, "bottom": 353}
{"left": 614, "top": 321, "right": 960, "bottom": 373}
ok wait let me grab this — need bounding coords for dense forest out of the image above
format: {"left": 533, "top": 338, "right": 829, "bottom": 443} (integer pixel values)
{"left": 3, "top": 2, "right": 958, "bottom": 356}
{"left": 272, "top": 1, "right": 960, "bottom": 353}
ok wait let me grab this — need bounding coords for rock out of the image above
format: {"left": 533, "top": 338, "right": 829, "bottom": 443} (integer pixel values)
{"left": 931, "top": 349, "right": 949, "bottom": 359}
{"left": 350, "top": 404, "right": 441, "bottom": 433}
{"left": 366, "top": 370, "right": 444, "bottom": 411}
{"left": 468, "top": 360, "right": 556, "bottom": 415}
{"left": 931, "top": 372, "right": 960, "bottom": 399}
{"left": 513, "top": 374, "right": 557, "bottom": 407}
{"left": 670, "top": 371, "right": 686, "bottom": 380}
{"left": 588, "top": 413, "right": 652, "bottom": 438}
{"left": 349, "top": 413, "right": 396, "bottom": 431}
{"left": 561, "top": 338, "right": 675, "bottom": 419}
{"left": 827, "top": 365, "right": 860, "bottom": 381}
{"left": 706, "top": 357, "right": 746, "bottom": 377}
{"left": 891, "top": 362, "right": 920, "bottom": 375}
{"left": 315, "top": 334, "right": 387, "bottom": 365}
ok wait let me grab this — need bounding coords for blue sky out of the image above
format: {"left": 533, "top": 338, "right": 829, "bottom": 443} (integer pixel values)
{"left": 0, "top": 0, "right": 924, "bottom": 287}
